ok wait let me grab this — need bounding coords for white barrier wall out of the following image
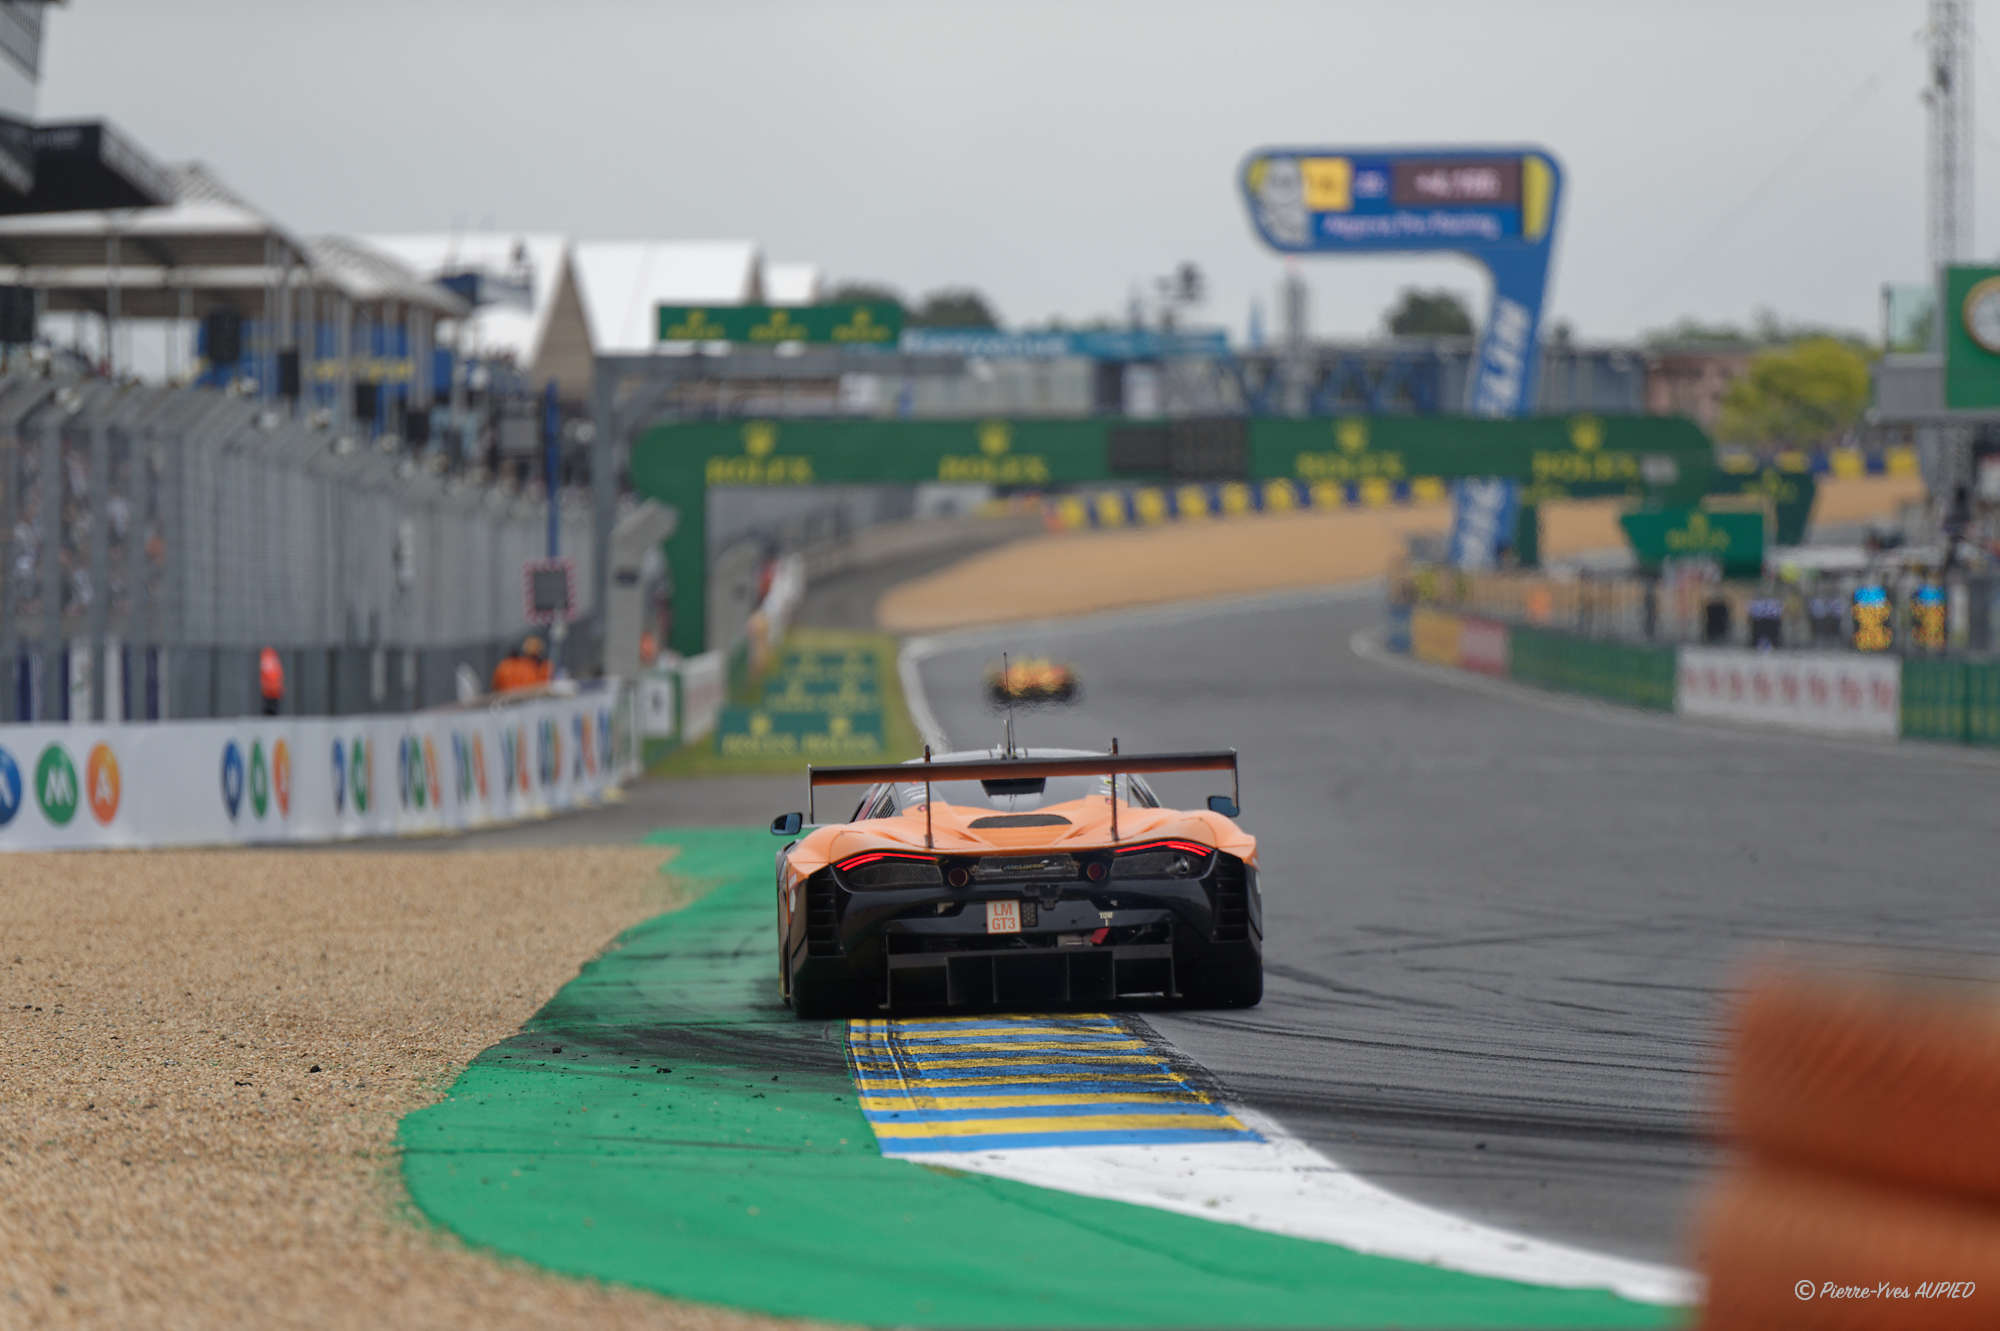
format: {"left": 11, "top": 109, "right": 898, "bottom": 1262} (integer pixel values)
{"left": 0, "top": 685, "right": 639, "bottom": 851}
{"left": 1677, "top": 648, "right": 1901, "bottom": 738}
{"left": 677, "top": 653, "right": 727, "bottom": 744}
{"left": 638, "top": 671, "right": 677, "bottom": 742}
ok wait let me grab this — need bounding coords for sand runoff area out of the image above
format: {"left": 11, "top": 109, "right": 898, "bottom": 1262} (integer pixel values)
{"left": 0, "top": 847, "right": 818, "bottom": 1331}
{"left": 878, "top": 476, "right": 1925, "bottom": 634}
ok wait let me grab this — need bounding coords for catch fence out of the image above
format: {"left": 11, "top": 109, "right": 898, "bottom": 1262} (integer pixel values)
{"left": 0, "top": 372, "right": 598, "bottom": 721}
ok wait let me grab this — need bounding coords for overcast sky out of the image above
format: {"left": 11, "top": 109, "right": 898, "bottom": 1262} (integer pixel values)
{"left": 33, "top": 1, "right": 1983, "bottom": 343}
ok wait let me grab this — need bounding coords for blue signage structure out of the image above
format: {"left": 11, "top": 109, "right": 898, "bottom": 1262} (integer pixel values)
{"left": 1447, "top": 478, "right": 1520, "bottom": 570}
{"left": 897, "top": 327, "right": 1231, "bottom": 361}
{"left": 1238, "top": 146, "right": 1564, "bottom": 417}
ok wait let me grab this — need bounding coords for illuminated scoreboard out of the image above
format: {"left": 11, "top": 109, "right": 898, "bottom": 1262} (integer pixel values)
{"left": 1851, "top": 585, "right": 1893, "bottom": 653}
{"left": 1249, "top": 150, "right": 1554, "bottom": 251}
{"left": 1238, "top": 144, "right": 1564, "bottom": 417}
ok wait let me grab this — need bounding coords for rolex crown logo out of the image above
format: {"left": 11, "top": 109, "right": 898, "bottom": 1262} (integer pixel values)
{"left": 743, "top": 422, "right": 778, "bottom": 457}
{"left": 1570, "top": 416, "right": 1604, "bottom": 452}
{"left": 979, "top": 421, "right": 1011, "bottom": 456}
{"left": 1335, "top": 419, "right": 1368, "bottom": 454}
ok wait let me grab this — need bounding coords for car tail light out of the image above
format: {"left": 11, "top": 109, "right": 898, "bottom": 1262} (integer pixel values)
{"left": 834, "top": 851, "right": 942, "bottom": 889}
{"left": 1111, "top": 839, "right": 1212, "bottom": 880}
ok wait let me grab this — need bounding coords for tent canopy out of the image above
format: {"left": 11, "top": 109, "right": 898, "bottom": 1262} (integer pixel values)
{"left": 0, "top": 164, "right": 466, "bottom": 320}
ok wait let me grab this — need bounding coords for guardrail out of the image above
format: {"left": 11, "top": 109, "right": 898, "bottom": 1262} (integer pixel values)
{"left": 1391, "top": 596, "right": 2000, "bottom": 750}
{"left": 1396, "top": 554, "right": 2000, "bottom": 749}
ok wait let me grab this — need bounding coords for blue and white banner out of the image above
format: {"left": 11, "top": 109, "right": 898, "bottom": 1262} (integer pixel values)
{"left": 1447, "top": 478, "right": 1520, "bottom": 570}
{"left": 0, "top": 683, "right": 639, "bottom": 852}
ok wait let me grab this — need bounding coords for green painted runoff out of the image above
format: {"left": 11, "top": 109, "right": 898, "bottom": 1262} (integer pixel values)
{"left": 397, "top": 826, "right": 1682, "bottom": 1328}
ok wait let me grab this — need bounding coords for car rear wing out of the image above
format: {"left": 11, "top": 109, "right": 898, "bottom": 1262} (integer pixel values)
{"left": 807, "top": 745, "right": 1239, "bottom": 846}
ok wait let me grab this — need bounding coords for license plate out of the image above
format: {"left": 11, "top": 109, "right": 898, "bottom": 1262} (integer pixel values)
{"left": 985, "top": 900, "right": 1021, "bottom": 934}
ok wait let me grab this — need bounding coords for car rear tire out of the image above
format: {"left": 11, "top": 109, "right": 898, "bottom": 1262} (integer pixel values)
{"left": 789, "top": 967, "right": 869, "bottom": 1021}
{"left": 1181, "top": 956, "right": 1263, "bottom": 1009}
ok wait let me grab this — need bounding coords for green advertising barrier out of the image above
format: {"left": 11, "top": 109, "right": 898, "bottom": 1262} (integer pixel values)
{"left": 1710, "top": 465, "right": 1816, "bottom": 547}
{"left": 1899, "top": 658, "right": 1969, "bottom": 743}
{"left": 1966, "top": 661, "right": 2000, "bottom": 746}
{"left": 1900, "top": 657, "right": 2000, "bottom": 746}
{"left": 657, "top": 301, "right": 902, "bottom": 345}
{"left": 634, "top": 414, "right": 1719, "bottom": 655}
{"left": 1507, "top": 625, "right": 1677, "bottom": 711}
{"left": 1618, "top": 508, "right": 1766, "bottom": 578}
{"left": 715, "top": 705, "right": 886, "bottom": 759}
{"left": 713, "top": 634, "right": 890, "bottom": 759}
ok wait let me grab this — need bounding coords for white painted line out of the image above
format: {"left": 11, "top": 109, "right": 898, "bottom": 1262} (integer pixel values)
{"left": 895, "top": 601, "right": 1698, "bottom": 1306}
{"left": 934, "top": 1105, "right": 1695, "bottom": 1306}
{"left": 897, "top": 633, "right": 950, "bottom": 751}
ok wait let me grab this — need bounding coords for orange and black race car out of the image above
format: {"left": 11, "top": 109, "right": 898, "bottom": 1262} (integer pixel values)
{"left": 768, "top": 746, "right": 1260, "bottom": 1017}
{"left": 985, "top": 658, "right": 1079, "bottom": 705}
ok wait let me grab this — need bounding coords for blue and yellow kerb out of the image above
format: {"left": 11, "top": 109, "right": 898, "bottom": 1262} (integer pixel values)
{"left": 850, "top": 1013, "right": 1261, "bottom": 1155}
{"left": 1045, "top": 445, "right": 1920, "bottom": 533}
{"left": 1717, "top": 444, "right": 1919, "bottom": 480}
{"left": 1045, "top": 478, "right": 1451, "bottom": 532}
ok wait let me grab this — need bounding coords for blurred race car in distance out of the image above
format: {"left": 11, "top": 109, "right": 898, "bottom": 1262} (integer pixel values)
{"left": 986, "top": 657, "right": 1078, "bottom": 705}
{"left": 769, "top": 745, "right": 1260, "bottom": 1017}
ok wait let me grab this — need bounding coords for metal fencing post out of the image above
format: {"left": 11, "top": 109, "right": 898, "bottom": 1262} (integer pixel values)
{"left": 86, "top": 417, "right": 109, "bottom": 721}
{"left": 37, "top": 417, "right": 60, "bottom": 720}
{"left": 590, "top": 364, "right": 617, "bottom": 675}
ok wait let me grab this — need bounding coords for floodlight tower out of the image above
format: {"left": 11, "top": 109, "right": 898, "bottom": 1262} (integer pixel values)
{"left": 1927, "top": 0, "right": 1973, "bottom": 268}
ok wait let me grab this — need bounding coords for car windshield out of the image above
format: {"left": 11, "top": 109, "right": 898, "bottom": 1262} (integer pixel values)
{"left": 891, "top": 773, "right": 1149, "bottom": 812}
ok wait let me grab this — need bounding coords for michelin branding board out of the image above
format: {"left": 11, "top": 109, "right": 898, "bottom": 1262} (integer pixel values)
{"left": 1447, "top": 478, "right": 1519, "bottom": 570}
{"left": 0, "top": 685, "right": 639, "bottom": 852}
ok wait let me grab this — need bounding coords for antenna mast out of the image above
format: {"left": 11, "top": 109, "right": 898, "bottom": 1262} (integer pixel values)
{"left": 1928, "top": 0, "right": 1973, "bottom": 271}
{"left": 1000, "top": 652, "right": 1017, "bottom": 757}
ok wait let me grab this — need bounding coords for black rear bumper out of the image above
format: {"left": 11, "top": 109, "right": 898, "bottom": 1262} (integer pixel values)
{"left": 787, "top": 860, "right": 1260, "bottom": 1011}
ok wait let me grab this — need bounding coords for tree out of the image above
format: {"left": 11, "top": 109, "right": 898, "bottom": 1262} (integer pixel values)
{"left": 909, "top": 287, "right": 1001, "bottom": 329}
{"left": 1642, "top": 307, "right": 1870, "bottom": 351}
{"left": 1715, "top": 337, "right": 1871, "bottom": 448}
{"left": 822, "top": 281, "right": 906, "bottom": 313}
{"left": 1383, "top": 288, "right": 1474, "bottom": 337}
{"left": 1640, "top": 317, "right": 1753, "bottom": 348}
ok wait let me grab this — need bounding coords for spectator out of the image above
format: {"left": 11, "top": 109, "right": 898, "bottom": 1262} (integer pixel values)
{"left": 258, "top": 647, "right": 285, "bottom": 716}
{"left": 490, "top": 635, "right": 552, "bottom": 694}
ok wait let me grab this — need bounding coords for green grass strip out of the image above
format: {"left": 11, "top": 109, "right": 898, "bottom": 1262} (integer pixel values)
{"left": 397, "top": 826, "right": 1680, "bottom": 1329}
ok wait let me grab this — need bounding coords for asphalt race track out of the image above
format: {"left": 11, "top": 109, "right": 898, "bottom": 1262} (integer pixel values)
{"left": 907, "top": 590, "right": 1996, "bottom": 1269}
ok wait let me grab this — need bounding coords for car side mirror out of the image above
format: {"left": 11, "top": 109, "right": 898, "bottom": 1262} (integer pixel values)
{"left": 1207, "top": 794, "right": 1239, "bottom": 819}
{"left": 770, "top": 811, "right": 804, "bottom": 837}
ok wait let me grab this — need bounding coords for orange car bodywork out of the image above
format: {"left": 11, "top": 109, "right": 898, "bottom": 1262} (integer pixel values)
{"left": 780, "top": 794, "right": 1256, "bottom": 885}
{"left": 987, "top": 659, "right": 1075, "bottom": 696}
